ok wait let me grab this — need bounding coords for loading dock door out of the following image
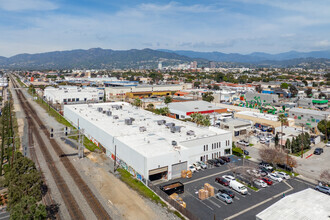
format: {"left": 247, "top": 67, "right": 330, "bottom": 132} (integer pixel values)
{"left": 149, "top": 166, "right": 168, "bottom": 181}
{"left": 172, "top": 161, "right": 187, "bottom": 179}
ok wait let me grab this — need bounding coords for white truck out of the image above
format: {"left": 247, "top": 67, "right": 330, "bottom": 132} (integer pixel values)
{"left": 229, "top": 180, "right": 248, "bottom": 195}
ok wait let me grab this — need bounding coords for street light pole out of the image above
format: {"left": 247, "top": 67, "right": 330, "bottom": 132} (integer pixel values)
{"left": 301, "top": 124, "right": 304, "bottom": 158}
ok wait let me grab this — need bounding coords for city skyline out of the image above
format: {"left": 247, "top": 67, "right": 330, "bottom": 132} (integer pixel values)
{"left": 0, "top": 0, "right": 329, "bottom": 56}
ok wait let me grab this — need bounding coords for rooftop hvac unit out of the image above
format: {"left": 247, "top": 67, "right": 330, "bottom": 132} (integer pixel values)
{"left": 172, "top": 140, "right": 177, "bottom": 146}
{"left": 125, "top": 118, "right": 133, "bottom": 125}
{"left": 139, "top": 126, "right": 147, "bottom": 132}
{"left": 157, "top": 120, "right": 166, "bottom": 125}
{"left": 171, "top": 126, "right": 181, "bottom": 133}
{"left": 187, "top": 130, "right": 195, "bottom": 136}
{"left": 130, "top": 117, "right": 135, "bottom": 121}
{"left": 106, "top": 111, "right": 112, "bottom": 116}
{"left": 113, "top": 115, "right": 119, "bottom": 119}
{"left": 97, "top": 107, "right": 103, "bottom": 112}
{"left": 103, "top": 110, "right": 106, "bottom": 114}
{"left": 165, "top": 122, "right": 175, "bottom": 128}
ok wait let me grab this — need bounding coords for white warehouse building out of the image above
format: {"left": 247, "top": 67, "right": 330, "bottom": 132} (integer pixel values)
{"left": 64, "top": 102, "right": 232, "bottom": 184}
{"left": 44, "top": 86, "right": 104, "bottom": 105}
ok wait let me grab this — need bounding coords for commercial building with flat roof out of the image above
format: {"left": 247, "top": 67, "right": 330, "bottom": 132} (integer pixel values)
{"left": 256, "top": 188, "right": 330, "bottom": 220}
{"left": 64, "top": 102, "right": 232, "bottom": 184}
{"left": 289, "top": 108, "right": 330, "bottom": 128}
{"left": 158, "top": 101, "right": 227, "bottom": 119}
{"left": 220, "top": 118, "right": 253, "bottom": 137}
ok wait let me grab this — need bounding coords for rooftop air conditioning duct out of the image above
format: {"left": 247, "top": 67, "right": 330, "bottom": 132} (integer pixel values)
{"left": 157, "top": 120, "right": 166, "bottom": 125}
{"left": 186, "top": 130, "right": 195, "bottom": 136}
{"left": 165, "top": 122, "right": 175, "bottom": 128}
{"left": 106, "top": 111, "right": 112, "bottom": 116}
{"left": 125, "top": 118, "right": 133, "bottom": 125}
{"left": 97, "top": 107, "right": 103, "bottom": 112}
{"left": 113, "top": 115, "right": 119, "bottom": 119}
{"left": 172, "top": 141, "right": 177, "bottom": 146}
{"left": 139, "top": 126, "right": 147, "bottom": 132}
{"left": 103, "top": 110, "right": 106, "bottom": 114}
{"left": 171, "top": 126, "right": 181, "bottom": 133}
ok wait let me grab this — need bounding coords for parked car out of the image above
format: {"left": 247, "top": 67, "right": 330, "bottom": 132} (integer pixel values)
{"left": 259, "top": 166, "right": 272, "bottom": 174}
{"left": 220, "top": 156, "right": 231, "bottom": 162}
{"left": 216, "top": 158, "right": 226, "bottom": 165}
{"left": 243, "top": 150, "right": 249, "bottom": 155}
{"left": 216, "top": 193, "right": 233, "bottom": 204}
{"left": 277, "top": 163, "right": 293, "bottom": 172}
{"left": 314, "top": 148, "right": 324, "bottom": 155}
{"left": 196, "top": 161, "right": 207, "bottom": 169}
{"left": 260, "top": 163, "right": 273, "bottom": 172}
{"left": 247, "top": 169, "right": 260, "bottom": 178}
{"left": 188, "top": 165, "right": 197, "bottom": 173}
{"left": 229, "top": 180, "right": 248, "bottom": 195}
{"left": 326, "top": 141, "right": 330, "bottom": 147}
{"left": 275, "top": 171, "right": 290, "bottom": 180}
{"left": 267, "top": 173, "right": 283, "bottom": 182}
{"left": 193, "top": 163, "right": 202, "bottom": 171}
{"left": 222, "top": 175, "right": 236, "bottom": 182}
{"left": 254, "top": 179, "right": 267, "bottom": 188}
{"left": 261, "top": 177, "right": 273, "bottom": 185}
{"left": 207, "top": 160, "right": 220, "bottom": 167}
{"left": 258, "top": 169, "right": 268, "bottom": 177}
{"left": 215, "top": 177, "right": 230, "bottom": 186}
{"left": 237, "top": 140, "right": 249, "bottom": 147}
{"left": 315, "top": 185, "right": 330, "bottom": 195}
{"left": 218, "top": 188, "right": 235, "bottom": 198}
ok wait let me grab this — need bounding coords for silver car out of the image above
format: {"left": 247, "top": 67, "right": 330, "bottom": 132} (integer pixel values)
{"left": 216, "top": 193, "right": 233, "bottom": 204}
{"left": 315, "top": 185, "right": 330, "bottom": 195}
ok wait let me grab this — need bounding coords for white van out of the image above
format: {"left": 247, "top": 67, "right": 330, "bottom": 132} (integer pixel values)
{"left": 229, "top": 180, "right": 248, "bottom": 195}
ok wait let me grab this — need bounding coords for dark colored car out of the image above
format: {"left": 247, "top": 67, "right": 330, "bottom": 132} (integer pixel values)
{"left": 261, "top": 177, "right": 273, "bottom": 185}
{"left": 215, "top": 177, "right": 229, "bottom": 186}
{"left": 215, "top": 158, "right": 226, "bottom": 165}
{"left": 258, "top": 169, "right": 268, "bottom": 177}
{"left": 259, "top": 166, "right": 271, "bottom": 174}
{"left": 243, "top": 150, "right": 249, "bottom": 155}
{"left": 218, "top": 188, "right": 235, "bottom": 198}
{"left": 208, "top": 160, "right": 220, "bottom": 167}
{"left": 220, "top": 156, "right": 231, "bottom": 162}
{"left": 277, "top": 163, "right": 293, "bottom": 172}
{"left": 314, "top": 148, "right": 324, "bottom": 155}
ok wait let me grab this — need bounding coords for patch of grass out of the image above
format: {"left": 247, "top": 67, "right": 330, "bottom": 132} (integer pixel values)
{"left": 232, "top": 147, "right": 243, "bottom": 157}
{"left": 249, "top": 143, "right": 254, "bottom": 147}
{"left": 245, "top": 155, "right": 251, "bottom": 159}
{"left": 236, "top": 179, "right": 258, "bottom": 191}
{"left": 173, "top": 211, "right": 185, "bottom": 220}
{"left": 117, "top": 168, "right": 166, "bottom": 206}
{"left": 293, "top": 149, "right": 310, "bottom": 157}
{"left": 15, "top": 77, "right": 25, "bottom": 88}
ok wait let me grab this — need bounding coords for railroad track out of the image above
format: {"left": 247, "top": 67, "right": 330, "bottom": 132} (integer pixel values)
{"left": 10, "top": 75, "right": 111, "bottom": 220}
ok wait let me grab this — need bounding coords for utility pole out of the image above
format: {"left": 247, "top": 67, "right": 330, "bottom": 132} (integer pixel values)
{"left": 325, "top": 114, "right": 328, "bottom": 142}
{"left": 301, "top": 124, "right": 304, "bottom": 158}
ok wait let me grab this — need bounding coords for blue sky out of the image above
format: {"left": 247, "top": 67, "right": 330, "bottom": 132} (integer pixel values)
{"left": 0, "top": 0, "right": 329, "bottom": 56}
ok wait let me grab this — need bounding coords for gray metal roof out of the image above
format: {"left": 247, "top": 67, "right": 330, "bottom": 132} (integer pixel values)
{"left": 289, "top": 108, "right": 330, "bottom": 116}
{"left": 168, "top": 101, "right": 225, "bottom": 113}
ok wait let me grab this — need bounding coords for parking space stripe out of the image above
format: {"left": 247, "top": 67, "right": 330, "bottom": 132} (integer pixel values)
{"left": 224, "top": 181, "right": 294, "bottom": 220}
{"left": 188, "top": 192, "right": 214, "bottom": 211}
{"left": 207, "top": 197, "right": 222, "bottom": 208}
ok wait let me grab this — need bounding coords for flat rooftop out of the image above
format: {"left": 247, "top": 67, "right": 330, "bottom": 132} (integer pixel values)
{"left": 236, "top": 111, "right": 294, "bottom": 122}
{"left": 290, "top": 108, "right": 330, "bottom": 116}
{"left": 167, "top": 101, "right": 225, "bottom": 112}
{"left": 64, "top": 103, "right": 230, "bottom": 158}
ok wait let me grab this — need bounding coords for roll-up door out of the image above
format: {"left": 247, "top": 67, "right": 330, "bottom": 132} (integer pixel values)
{"left": 149, "top": 166, "right": 168, "bottom": 176}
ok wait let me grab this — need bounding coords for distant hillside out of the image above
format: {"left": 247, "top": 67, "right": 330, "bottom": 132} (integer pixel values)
{"left": 0, "top": 48, "right": 206, "bottom": 70}
{"left": 160, "top": 49, "right": 330, "bottom": 63}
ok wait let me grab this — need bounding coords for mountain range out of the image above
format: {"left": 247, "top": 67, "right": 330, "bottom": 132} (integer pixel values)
{"left": 0, "top": 48, "right": 329, "bottom": 69}
{"left": 159, "top": 49, "right": 330, "bottom": 63}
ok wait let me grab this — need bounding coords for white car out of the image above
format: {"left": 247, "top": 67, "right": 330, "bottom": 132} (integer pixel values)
{"left": 196, "top": 161, "right": 207, "bottom": 169}
{"left": 188, "top": 165, "right": 197, "bottom": 173}
{"left": 275, "top": 171, "right": 290, "bottom": 180}
{"left": 326, "top": 141, "right": 330, "bottom": 147}
{"left": 268, "top": 173, "right": 283, "bottom": 182}
{"left": 222, "top": 175, "right": 236, "bottom": 182}
{"left": 254, "top": 179, "right": 267, "bottom": 188}
{"left": 193, "top": 163, "right": 202, "bottom": 171}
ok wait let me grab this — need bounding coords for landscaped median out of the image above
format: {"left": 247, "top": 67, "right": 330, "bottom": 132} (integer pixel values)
{"left": 232, "top": 147, "right": 251, "bottom": 159}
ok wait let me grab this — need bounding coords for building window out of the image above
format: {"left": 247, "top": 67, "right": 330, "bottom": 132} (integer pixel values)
{"left": 76, "top": 98, "right": 79, "bottom": 102}
{"left": 200, "top": 156, "right": 203, "bottom": 161}
{"left": 224, "top": 149, "right": 231, "bottom": 155}
{"left": 63, "top": 99, "right": 67, "bottom": 102}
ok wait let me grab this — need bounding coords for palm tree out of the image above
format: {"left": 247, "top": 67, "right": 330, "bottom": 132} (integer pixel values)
{"left": 278, "top": 114, "right": 288, "bottom": 149}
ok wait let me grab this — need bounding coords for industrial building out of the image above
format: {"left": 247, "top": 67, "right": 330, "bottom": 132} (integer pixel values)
{"left": 297, "top": 98, "right": 328, "bottom": 110}
{"left": 44, "top": 86, "right": 104, "bottom": 105}
{"left": 256, "top": 189, "right": 330, "bottom": 220}
{"left": 63, "top": 102, "right": 232, "bottom": 184}
{"left": 219, "top": 118, "right": 253, "bottom": 137}
{"left": 245, "top": 91, "right": 279, "bottom": 105}
{"left": 157, "top": 101, "right": 227, "bottom": 119}
{"left": 105, "top": 84, "right": 192, "bottom": 100}
{"left": 289, "top": 108, "right": 330, "bottom": 128}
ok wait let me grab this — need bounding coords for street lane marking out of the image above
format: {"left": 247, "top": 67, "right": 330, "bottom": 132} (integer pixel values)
{"left": 225, "top": 181, "right": 293, "bottom": 220}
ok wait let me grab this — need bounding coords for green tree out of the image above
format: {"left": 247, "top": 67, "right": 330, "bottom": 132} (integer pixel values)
{"left": 274, "top": 133, "right": 279, "bottom": 147}
{"left": 285, "top": 138, "right": 291, "bottom": 153}
{"left": 164, "top": 96, "right": 173, "bottom": 105}
{"left": 213, "top": 85, "right": 220, "bottom": 90}
{"left": 202, "top": 92, "right": 214, "bottom": 102}
{"left": 317, "top": 119, "right": 330, "bottom": 140}
{"left": 193, "top": 81, "right": 201, "bottom": 88}
{"left": 207, "top": 85, "right": 212, "bottom": 90}
{"left": 318, "top": 92, "right": 326, "bottom": 99}
{"left": 305, "top": 88, "right": 313, "bottom": 97}
{"left": 147, "top": 103, "right": 154, "bottom": 110}
{"left": 133, "top": 98, "right": 142, "bottom": 107}
{"left": 10, "top": 196, "right": 47, "bottom": 220}
{"left": 289, "top": 85, "right": 298, "bottom": 97}
{"left": 302, "top": 80, "right": 308, "bottom": 86}
{"left": 155, "top": 107, "right": 170, "bottom": 116}
{"left": 280, "top": 83, "right": 289, "bottom": 89}
{"left": 4, "top": 156, "right": 43, "bottom": 208}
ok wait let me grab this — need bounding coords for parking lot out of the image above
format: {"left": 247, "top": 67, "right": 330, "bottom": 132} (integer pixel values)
{"left": 156, "top": 156, "right": 314, "bottom": 220}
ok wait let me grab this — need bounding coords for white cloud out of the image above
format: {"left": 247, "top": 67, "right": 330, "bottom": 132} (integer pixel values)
{"left": 0, "top": 0, "right": 58, "bottom": 11}
{"left": 315, "top": 40, "right": 330, "bottom": 47}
